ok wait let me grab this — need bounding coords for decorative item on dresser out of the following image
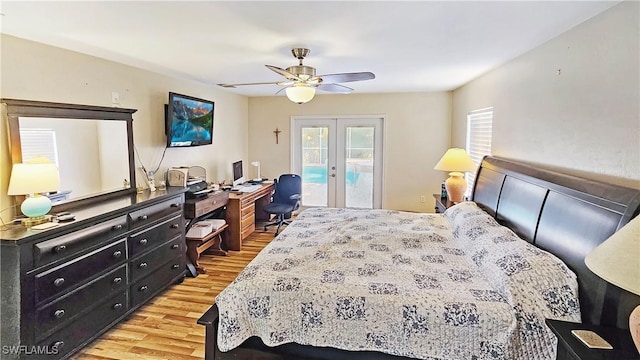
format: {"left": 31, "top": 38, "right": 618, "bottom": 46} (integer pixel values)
{"left": 433, "top": 148, "right": 477, "bottom": 202}
{"left": 7, "top": 158, "right": 60, "bottom": 227}
{"left": 0, "top": 188, "right": 188, "bottom": 360}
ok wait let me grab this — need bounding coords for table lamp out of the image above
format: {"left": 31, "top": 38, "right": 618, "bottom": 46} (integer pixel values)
{"left": 251, "top": 161, "right": 261, "bottom": 181}
{"left": 585, "top": 216, "right": 640, "bottom": 352}
{"left": 7, "top": 157, "right": 60, "bottom": 226}
{"left": 433, "top": 148, "right": 476, "bottom": 203}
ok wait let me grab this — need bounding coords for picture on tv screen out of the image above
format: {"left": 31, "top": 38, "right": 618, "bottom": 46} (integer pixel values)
{"left": 167, "top": 92, "right": 214, "bottom": 147}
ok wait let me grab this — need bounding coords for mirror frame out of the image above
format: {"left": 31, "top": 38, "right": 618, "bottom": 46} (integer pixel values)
{"left": 3, "top": 98, "right": 137, "bottom": 210}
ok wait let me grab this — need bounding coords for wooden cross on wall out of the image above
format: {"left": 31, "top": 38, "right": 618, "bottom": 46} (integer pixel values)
{"left": 274, "top": 128, "right": 282, "bottom": 144}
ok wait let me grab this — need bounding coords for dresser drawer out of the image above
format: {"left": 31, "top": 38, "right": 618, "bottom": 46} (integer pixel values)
{"left": 240, "top": 221, "right": 256, "bottom": 240}
{"left": 129, "top": 196, "right": 183, "bottom": 230}
{"left": 130, "top": 256, "right": 185, "bottom": 308}
{"left": 240, "top": 206, "right": 256, "bottom": 225}
{"left": 38, "top": 292, "right": 128, "bottom": 359}
{"left": 33, "top": 215, "right": 128, "bottom": 268}
{"left": 240, "top": 196, "right": 256, "bottom": 209}
{"left": 129, "top": 235, "right": 184, "bottom": 282}
{"left": 185, "top": 191, "right": 229, "bottom": 218}
{"left": 35, "top": 239, "right": 127, "bottom": 304}
{"left": 128, "top": 214, "right": 183, "bottom": 257}
{"left": 240, "top": 223, "right": 256, "bottom": 240}
{"left": 35, "top": 264, "right": 127, "bottom": 342}
{"left": 241, "top": 202, "right": 255, "bottom": 218}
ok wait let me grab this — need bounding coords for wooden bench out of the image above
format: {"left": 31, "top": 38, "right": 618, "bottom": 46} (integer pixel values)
{"left": 186, "top": 223, "right": 228, "bottom": 274}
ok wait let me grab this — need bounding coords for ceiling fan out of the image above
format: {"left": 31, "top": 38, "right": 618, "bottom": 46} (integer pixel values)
{"left": 218, "top": 48, "right": 375, "bottom": 104}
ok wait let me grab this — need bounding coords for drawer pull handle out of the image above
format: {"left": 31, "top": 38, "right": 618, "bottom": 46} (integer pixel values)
{"left": 139, "top": 285, "right": 148, "bottom": 292}
{"left": 112, "top": 224, "right": 123, "bottom": 231}
{"left": 112, "top": 250, "right": 122, "bottom": 258}
{"left": 171, "top": 244, "right": 179, "bottom": 249}
{"left": 170, "top": 224, "right": 179, "bottom": 229}
{"left": 53, "top": 245, "right": 66, "bottom": 253}
{"left": 52, "top": 341, "right": 65, "bottom": 350}
{"left": 113, "top": 277, "right": 122, "bottom": 285}
{"left": 172, "top": 264, "right": 180, "bottom": 269}
{"left": 139, "top": 262, "right": 148, "bottom": 269}
{"left": 171, "top": 203, "right": 180, "bottom": 208}
{"left": 139, "top": 215, "right": 148, "bottom": 220}
{"left": 139, "top": 239, "right": 148, "bottom": 245}
{"left": 53, "top": 278, "right": 65, "bottom": 287}
{"left": 54, "top": 309, "right": 65, "bottom": 319}
{"left": 113, "top": 303, "right": 123, "bottom": 310}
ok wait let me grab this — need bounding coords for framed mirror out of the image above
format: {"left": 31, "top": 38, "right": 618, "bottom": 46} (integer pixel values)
{"left": 4, "top": 99, "right": 137, "bottom": 209}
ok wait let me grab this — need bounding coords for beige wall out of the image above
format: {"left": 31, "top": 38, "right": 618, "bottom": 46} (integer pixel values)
{"left": 452, "top": 1, "right": 640, "bottom": 188}
{"left": 0, "top": 34, "right": 249, "bottom": 223}
{"left": 248, "top": 92, "right": 452, "bottom": 212}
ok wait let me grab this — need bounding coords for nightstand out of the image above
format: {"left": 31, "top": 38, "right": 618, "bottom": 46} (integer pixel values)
{"left": 545, "top": 319, "right": 639, "bottom": 360}
{"left": 433, "top": 194, "right": 455, "bottom": 213}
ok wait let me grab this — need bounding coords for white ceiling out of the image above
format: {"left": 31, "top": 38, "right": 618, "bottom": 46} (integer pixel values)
{"left": 0, "top": 1, "right": 619, "bottom": 97}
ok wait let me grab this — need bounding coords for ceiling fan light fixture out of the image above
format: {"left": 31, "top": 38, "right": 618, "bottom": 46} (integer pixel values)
{"left": 286, "top": 85, "right": 316, "bottom": 104}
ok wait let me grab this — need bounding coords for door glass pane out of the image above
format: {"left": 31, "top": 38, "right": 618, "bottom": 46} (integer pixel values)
{"left": 345, "top": 126, "right": 374, "bottom": 208}
{"left": 301, "top": 127, "right": 328, "bottom": 207}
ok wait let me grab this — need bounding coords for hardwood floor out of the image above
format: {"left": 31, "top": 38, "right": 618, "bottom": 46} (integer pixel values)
{"left": 76, "top": 227, "right": 276, "bottom": 360}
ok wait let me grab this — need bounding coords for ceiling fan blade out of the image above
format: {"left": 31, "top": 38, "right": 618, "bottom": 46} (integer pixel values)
{"left": 265, "top": 65, "right": 301, "bottom": 81}
{"left": 218, "top": 81, "right": 282, "bottom": 88}
{"left": 317, "top": 83, "right": 353, "bottom": 94}
{"left": 318, "top": 72, "right": 375, "bottom": 84}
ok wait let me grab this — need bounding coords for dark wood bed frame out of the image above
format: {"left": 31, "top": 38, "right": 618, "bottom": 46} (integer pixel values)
{"left": 198, "top": 156, "right": 640, "bottom": 360}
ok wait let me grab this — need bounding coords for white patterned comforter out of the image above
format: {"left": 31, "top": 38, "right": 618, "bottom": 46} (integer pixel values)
{"left": 216, "top": 203, "right": 581, "bottom": 359}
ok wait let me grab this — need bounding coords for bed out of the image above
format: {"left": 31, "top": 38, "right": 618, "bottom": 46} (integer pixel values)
{"left": 198, "top": 156, "right": 640, "bottom": 360}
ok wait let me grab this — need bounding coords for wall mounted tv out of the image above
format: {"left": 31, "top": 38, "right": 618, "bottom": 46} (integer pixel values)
{"left": 166, "top": 92, "right": 214, "bottom": 147}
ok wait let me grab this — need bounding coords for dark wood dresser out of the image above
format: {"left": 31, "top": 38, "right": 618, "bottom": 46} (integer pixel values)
{"left": 0, "top": 187, "right": 187, "bottom": 359}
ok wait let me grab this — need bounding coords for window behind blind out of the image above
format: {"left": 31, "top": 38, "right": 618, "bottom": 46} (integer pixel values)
{"left": 19, "top": 128, "right": 59, "bottom": 165}
{"left": 465, "top": 107, "right": 493, "bottom": 196}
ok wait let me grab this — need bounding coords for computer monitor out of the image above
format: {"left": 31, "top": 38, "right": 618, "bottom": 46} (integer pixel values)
{"left": 232, "top": 160, "right": 245, "bottom": 187}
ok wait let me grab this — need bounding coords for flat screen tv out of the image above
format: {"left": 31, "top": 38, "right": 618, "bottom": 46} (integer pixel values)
{"left": 166, "top": 92, "right": 214, "bottom": 147}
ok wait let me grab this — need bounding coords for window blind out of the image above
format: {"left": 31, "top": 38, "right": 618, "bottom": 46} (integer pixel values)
{"left": 19, "top": 128, "right": 59, "bottom": 165}
{"left": 465, "top": 107, "right": 493, "bottom": 196}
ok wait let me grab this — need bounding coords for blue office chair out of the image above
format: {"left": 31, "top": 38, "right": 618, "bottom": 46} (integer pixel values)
{"left": 263, "top": 174, "right": 302, "bottom": 235}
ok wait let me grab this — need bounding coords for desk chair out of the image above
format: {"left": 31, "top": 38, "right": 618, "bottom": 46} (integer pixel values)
{"left": 263, "top": 174, "right": 302, "bottom": 235}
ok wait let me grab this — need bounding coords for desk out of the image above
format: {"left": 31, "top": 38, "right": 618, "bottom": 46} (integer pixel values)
{"left": 226, "top": 183, "right": 275, "bottom": 251}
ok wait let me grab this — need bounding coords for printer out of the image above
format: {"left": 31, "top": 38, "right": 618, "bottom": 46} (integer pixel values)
{"left": 185, "top": 180, "right": 211, "bottom": 199}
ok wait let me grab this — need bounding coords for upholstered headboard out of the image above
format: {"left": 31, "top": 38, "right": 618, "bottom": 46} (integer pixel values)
{"left": 472, "top": 156, "right": 640, "bottom": 328}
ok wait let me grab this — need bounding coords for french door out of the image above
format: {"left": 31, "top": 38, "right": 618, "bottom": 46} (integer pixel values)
{"left": 292, "top": 116, "right": 383, "bottom": 209}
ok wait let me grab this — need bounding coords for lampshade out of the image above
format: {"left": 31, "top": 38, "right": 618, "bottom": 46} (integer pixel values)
{"left": 8, "top": 160, "right": 60, "bottom": 196}
{"left": 251, "top": 161, "right": 261, "bottom": 181}
{"left": 433, "top": 148, "right": 477, "bottom": 173}
{"left": 286, "top": 85, "right": 316, "bottom": 104}
{"left": 585, "top": 216, "right": 640, "bottom": 295}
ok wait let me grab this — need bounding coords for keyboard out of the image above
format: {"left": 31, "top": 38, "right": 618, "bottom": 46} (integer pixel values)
{"left": 231, "top": 184, "right": 262, "bottom": 193}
